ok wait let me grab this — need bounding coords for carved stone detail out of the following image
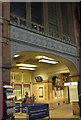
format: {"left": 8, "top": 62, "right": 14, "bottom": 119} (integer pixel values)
{"left": 10, "top": 25, "right": 77, "bottom": 56}
{"left": 10, "top": 25, "right": 77, "bottom": 68}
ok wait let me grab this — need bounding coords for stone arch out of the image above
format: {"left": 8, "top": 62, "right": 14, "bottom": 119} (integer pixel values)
{"left": 11, "top": 41, "right": 78, "bottom": 76}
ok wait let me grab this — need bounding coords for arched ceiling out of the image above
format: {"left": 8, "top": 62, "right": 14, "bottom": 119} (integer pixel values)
{"left": 11, "top": 52, "right": 78, "bottom": 76}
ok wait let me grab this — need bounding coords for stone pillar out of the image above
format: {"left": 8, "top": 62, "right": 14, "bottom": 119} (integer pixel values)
{"left": 2, "top": 3, "right": 11, "bottom": 83}
{"left": 0, "top": 2, "right": 2, "bottom": 119}
{"left": 70, "top": 75, "right": 80, "bottom": 115}
{"left": 21, "top": 72, "right": 23, "bottom": 98}
{"left": 72, "top": 3, "right": 80, "bottom": 93}
{"left": 48, "top": 80, "right": 53, "bottom": 100}
{"left": 43, "top": 2, "right": 48, "bottom": 34}
{"left": 26, "top": 2, "right": 31, "bottom": 28}
{"left": 44, "top": 83, "right": 49, "bottom": 101}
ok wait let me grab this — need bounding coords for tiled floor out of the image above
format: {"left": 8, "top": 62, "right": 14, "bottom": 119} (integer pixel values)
{"left": 49, "top": 104, "right": 79, "bottom": 119}
{"left": 14, "top": 104, "right": 80, "bottom": 120}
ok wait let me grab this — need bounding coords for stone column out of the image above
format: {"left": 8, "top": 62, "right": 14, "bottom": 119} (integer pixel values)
{"left": 21, "top": 72, "right": 23, "bottom": 98}
{"left": 43, "top": 2, "right": 48, "bottom": 34}
{"left": 26, "top": 2, "right": 31, "bottom": 28}
{"left": 48, "top": 80, "right": 53, "bottom": 100}
{"left": 0, "top": 2, "right": 2, "bottom": 119}
{"left": 72, "top": 3, "right": 80, "bottom": 93}
{"left": 2, "top": 2, "right": 11, "bottom": 83}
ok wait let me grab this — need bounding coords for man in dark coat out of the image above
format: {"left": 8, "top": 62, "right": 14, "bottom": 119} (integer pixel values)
{"left": 24, "top": 92, "right": 30, "bottom": 103}
{"left": 79, "top": 92, "right": 81, "bottom": 117}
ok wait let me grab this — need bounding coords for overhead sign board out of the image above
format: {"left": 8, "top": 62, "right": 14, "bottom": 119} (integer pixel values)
{"left": 64, "top": 82, "right": 78, "bottom": 86}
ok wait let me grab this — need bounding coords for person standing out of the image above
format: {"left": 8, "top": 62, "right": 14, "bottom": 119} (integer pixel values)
{"left": 79, "top": 92, "right": 81, "bottom": 117}
{"left": 30, "top": 94, "right": 35, "bottom": 103}
{"left": 25, "top": 92, "right": 30, "bottom": 103}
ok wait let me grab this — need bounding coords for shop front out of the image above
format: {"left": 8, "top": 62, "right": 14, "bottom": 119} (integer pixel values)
{"left": 11, "top": 71, "right": 31, "bottom": 102}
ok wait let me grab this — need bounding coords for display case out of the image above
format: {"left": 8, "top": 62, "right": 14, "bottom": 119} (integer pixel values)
{"left": 3, "top": 86, "right": 15, "bottom": 120}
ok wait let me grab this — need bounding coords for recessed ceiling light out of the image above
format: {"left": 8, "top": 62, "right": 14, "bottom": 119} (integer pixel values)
{"left": 36, "top": 56, "right": 54, "bottom": 60}
{"left": 16, "top": 64, "right": 37, "bottom": 67}
{"left": 38, "top": 59, "right": 58, "bottom": 64}
{"left": 14, "top": 54, "right": 20, "bottom": 58}
{"left": 19, "top": 67, "right": 36, "bottom": 70}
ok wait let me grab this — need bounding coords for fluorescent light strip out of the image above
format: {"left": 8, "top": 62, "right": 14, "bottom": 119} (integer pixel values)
{"left": 40, "top": 56, "right": 54, "bottom": 60}
{"left": 38, "top": 59, "right": 58, "bottom": 64}
{"left": 19, "top": 67, "right": 36, "bottom": 70}
{"left": 16, "top": 64, "right": 37, "bottom": 67}
{"left": 14, "top": 54, "right": 20, "bottom": 58}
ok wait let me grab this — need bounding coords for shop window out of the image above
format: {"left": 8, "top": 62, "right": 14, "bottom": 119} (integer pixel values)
{"left": 31, "top": 2, "right": 43, "bottom": 25}
{"left": 61, "top": 3, "right": 69, "bottom": 36}
{"left": 14, "top": 73, "right": 21, "bottom": 83}
{"left": 48, "top": 3, "right": 58, "bottom": 32}
{"left": 23, "top": 84, "right": 30, "bottom": 97}
{"left": 14, "top": 84, "right": 22, "bottom": 100}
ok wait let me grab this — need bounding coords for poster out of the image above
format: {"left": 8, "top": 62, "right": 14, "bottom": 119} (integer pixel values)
{"left": 39, "top": 87, "right": 43, "bottom": 98}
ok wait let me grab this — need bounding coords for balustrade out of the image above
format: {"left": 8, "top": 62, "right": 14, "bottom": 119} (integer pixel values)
{"left": 31, "top": 22, "right": 44, "bottom": 33}
{"left": 10, "top": 14, "right": 71, "bottom": 43}
{"left": 10, "top": 14, "right": 26, "bottom": 26}
{"left": 49, "top": 28, "right": 70, "bottom": 42}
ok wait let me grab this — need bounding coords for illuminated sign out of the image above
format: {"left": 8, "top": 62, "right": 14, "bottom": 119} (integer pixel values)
{"left": 64, "top": 82, "right": 78, "bottom": 86}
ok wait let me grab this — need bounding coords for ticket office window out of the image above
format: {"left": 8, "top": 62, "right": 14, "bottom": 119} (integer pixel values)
{"left": 14, "top": 85, "right": 22, "bottom": 100}
{"left": 23, "top": 85, "right": 30, "bottom": 97}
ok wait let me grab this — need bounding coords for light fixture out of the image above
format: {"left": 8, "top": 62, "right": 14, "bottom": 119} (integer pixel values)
{"left": 14, "top": 54, "right": 20, "bottom": 58}
{"left": 36, "top": 56, "right": 54, "bottom": 60}
{"left": 16, "top": 64, "right": 37, "bottom": 67}
{"left": 19, "top": 67, "right": 36, "bottom": 70}
{"left": 41, "top": 56, "right": 54, "bottom": 60}
{"left": 38, "top": 59, "right": 58, "bottom": 64}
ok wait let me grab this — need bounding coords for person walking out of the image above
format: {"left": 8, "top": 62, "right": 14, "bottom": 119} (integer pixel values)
{"left": 79, "top": 91, "right": 81, "bottom": 118}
